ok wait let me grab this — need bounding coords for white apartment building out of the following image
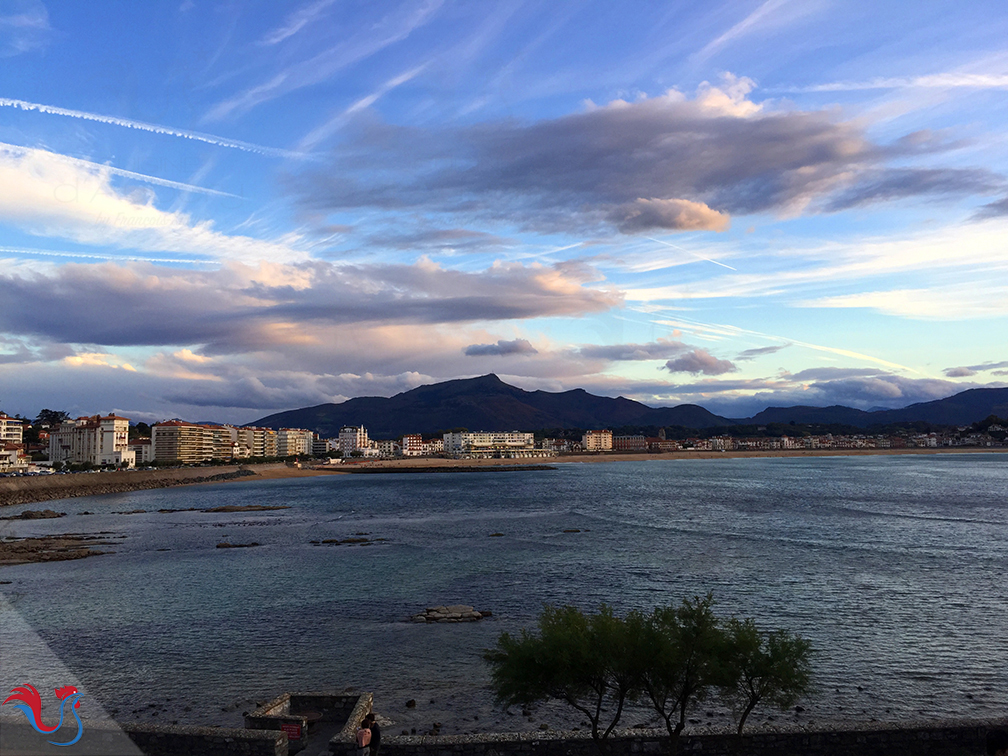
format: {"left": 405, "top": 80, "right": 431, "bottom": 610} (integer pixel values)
{"left": 237, "top": 426, "right": 278, "bottom": 458}
{"left": 128, "top": 438, "right": 154, "bottom": 464}
{"left": 443, "top": 431, "right": 535, "bottom": 457}
{"left": 582, "top": 429, "right": 613, "bottom": 452}
{"left": 50, "top": 414, "right": 135, "bottom": 467}
{"left": 401, "top": 434, "right": 444, "bottom": 456}
{"left": 375, "top": 439, "right": 400, "bottom": 457}
{"left": 338, "top": 425, "right": 369, "bottom": 455}
{"left": 277, "top": 428, "right": 313, "bottom": 457}
{"left": 0, "top": 413, "right": 24, "bottom": 445}
{"left": 152, "top": 420, "right": 214, "bottom": 464}
{"left": 0, "top": 444, "right": 29, "bottom": 471}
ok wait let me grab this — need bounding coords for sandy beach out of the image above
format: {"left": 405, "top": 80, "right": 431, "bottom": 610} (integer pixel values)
{"left": 2, "top": 447, "right": 1005, "bottom": 508}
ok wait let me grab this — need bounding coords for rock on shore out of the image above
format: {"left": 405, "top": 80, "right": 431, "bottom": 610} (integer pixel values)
{"left": 411, "top": 605, "right": 491, "bottom": 623}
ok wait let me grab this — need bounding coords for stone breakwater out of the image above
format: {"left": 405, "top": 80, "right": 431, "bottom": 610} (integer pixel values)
{"left": 0, "top": 467, "right": 258, "bottom": 507}
{"left": 411, "top": 604, "right": 492, "bottom": 623}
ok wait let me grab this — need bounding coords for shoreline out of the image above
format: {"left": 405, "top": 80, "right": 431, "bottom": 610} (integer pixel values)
{"left": 1, "top": 447, "right": 1004, "bottom": 507}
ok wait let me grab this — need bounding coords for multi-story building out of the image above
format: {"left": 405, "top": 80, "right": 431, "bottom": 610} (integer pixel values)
{"left": 152, "top": 420, "right": 215, "bottom": 464}
{"left": 49, "top": 414, "right": 135, "bottom": 467}
{"left": 277, "top": 428, "right": 313, "bottom": 457}
{"left": 209, "top": 425, "right": 240, "bottom": 460}
{"left": 402, "top": 434, "right": 443, "bottom": 456}
{"left": 0, "top": 444, "right": 29, "bottom": 471}
{"left": 613, "top": 434, "right": 647, "bottom": 451}
{"left": 401, "top": 434, "right": 423, "bottom": 456}
{"left": 128, "top": 437, "right": 154, "bottom": 465}
{"left": 421, "top": 437, "right": 444, "bottom": 455}
{"left": 582, "top": 429, "right": 613, "bottom": 452}
{"left": 338, "top": 425, "right": 369, "bottom": 455}
{"left": 443, "top": 431, "right": 536, "bottom": 458}
{"left": 0, "top": 413, "right": 24, "bottom": 445}
{"left": 237, "top": 426, "right": 278, "bottom": 458}
{"left": 375, "top": 439, "right": 400, "bottom": 457}
{"left": 312, "top": 434, "right": 330, "bottom": 456}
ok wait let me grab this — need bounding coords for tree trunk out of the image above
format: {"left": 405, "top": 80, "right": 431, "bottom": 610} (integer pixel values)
{"left": 736, "top": 701, "right": 756, "bottom": 736}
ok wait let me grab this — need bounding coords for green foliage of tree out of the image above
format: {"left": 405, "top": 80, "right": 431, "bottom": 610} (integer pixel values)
{"left": 716, "top": 618, "right": 813, "bottom": 735}
{"left": 34, "top": 409, "right": 70, "bottom": 427}
{"left": 484, "top": 605, "right": 635, "bottom": 753}
{"left": 628, "top": 594, "right": 723, "bottom": 751}
{"left": 131, "top": 421, "right": 151, "bottom": 439}
{"left": 485, "top": 598, "right": 813, "bottom": 752}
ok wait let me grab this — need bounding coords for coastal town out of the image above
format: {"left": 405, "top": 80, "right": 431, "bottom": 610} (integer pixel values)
{"left": 1, "top": 410, "right": 1005, "bottom": 474}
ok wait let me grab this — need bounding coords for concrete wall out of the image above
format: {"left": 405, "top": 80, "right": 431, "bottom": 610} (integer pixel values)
{"left": 342, "top": 720, "right": 1008, "bottom": 756}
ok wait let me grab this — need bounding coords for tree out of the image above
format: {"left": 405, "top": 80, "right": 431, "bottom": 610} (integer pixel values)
{"left": 716, "top": 617, "right": 812, "bottom": 735}
{"left": 629, "top": 594, "right": 724, "bottom": 753}
{"left": 484, "top": 605, "right": 634, "bottom": 754}
{"left": 34, "top": 409, "right": 70, "bottom": 427}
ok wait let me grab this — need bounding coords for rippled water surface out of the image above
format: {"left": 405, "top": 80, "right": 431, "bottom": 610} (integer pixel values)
{"left": 2, "top": 455, "right": 1006, "bottom": 731}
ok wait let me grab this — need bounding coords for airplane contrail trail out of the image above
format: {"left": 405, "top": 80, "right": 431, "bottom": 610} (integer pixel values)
{"left": 0, "top": 141, "right": 239, "bottom": 198}
{"left": 645, "top": 237, "right": 737, "bottom": 270}
{"left": 0, "top": 97, "right": 308, "bottom": 159}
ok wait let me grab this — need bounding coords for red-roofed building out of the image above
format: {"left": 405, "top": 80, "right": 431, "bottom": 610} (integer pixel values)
{"left": 49, "top": 414, "right": 135, "bottom": 467}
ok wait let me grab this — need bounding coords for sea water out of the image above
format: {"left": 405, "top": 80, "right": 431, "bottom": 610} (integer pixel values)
{"left": 1, "top": 454, "right": 1006, "bottom": 732}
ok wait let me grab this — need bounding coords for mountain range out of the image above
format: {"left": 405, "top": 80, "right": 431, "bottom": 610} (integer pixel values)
{"left": 252, "top": 374, "right": 1008, "bottom": 438}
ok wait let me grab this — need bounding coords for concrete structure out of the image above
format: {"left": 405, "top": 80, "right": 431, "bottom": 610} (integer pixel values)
{"left": 277, "top": 428, "right": 313, "bottom": 457}
{"left": 128, "top": 437, "right": 154, "bottom": 464}
{"left": 443, "top": 431, "right": 535, "bottom": 457}
{"left": 608, "top": 435, "right": 641, "bottom": 453}
{"left": 338, "top": 425, "right": 369, "bottom": 455}
{"left": 582, "top": 429, "right": 612, "bottom": 452}
{"left": 238, "top": 426, "right": 278, "bottom": 458}
{"left": 152, "top": 420, "right": 216, "bottom": 464}
{"left": 0, "top": 413, "right": 24, "bottom": 445}
{"left": 49, "top": 414, "right": 135, "bottom": 467}
{"left": 0, "top": 443, "right": 29, "bottom": 471}
{"left": 312, "top": 434, "right": 329, "bottom": 456}
{"left": 375, "top": 438, "right": 400, "bottom": 457}
{"left": 402, "top": 435, "right": 444, "bottom": 456}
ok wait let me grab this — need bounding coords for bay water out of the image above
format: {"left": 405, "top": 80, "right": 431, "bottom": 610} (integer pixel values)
{"left": 1, "top": 454, "right": 1006, "bottom": 734}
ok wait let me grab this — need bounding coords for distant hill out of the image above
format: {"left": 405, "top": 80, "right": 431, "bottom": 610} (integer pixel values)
{"left": 252, "top": 376, "right": 1008, "bottom": 438}
{"left": 748, "top": 387, "right": 1008, "bottom": 428}
{"left": 252, "top": 374, "right": 734, "bottom": 438}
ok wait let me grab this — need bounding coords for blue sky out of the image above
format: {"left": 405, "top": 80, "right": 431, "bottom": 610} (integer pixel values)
{"left": 1, "top": 0, "right": 1007, "bottom": 424}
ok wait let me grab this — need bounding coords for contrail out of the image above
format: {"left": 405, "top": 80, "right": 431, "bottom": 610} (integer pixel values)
{"left": 0, "top": 141, "right": 239, "bottom": 198}
{"left": 646, "top": 237, "right": 737, "bottom": 270}
{"left": 0, "top": 246, "right": 211, "bottom": 265}
{"left": 0, "top": 97, "right": 308, "bottom": 159}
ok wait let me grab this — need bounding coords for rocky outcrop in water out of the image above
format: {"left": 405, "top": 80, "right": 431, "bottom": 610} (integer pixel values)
{"left": 410, "top": 605, "right": 491, "bottom": 623}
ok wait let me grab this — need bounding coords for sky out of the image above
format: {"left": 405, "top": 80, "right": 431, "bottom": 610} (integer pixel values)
{"left": 1, "top": 0, "right": 1007, "bottom": 425}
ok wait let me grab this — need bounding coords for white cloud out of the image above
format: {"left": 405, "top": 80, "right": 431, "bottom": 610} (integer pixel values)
{"left": 259, "top": 0, "right": 337, "bottom": 46}
{"left": 803, "top": 285, "right": 1008, "bottom": 320}
{"left": 0, "top": 144, "right": 312, "bottom": 264}
{"left": 791, "top": 73, "right": 1008, "bottom": 93}
{"left": 0, "top": 0, "right": 50, "bottom": 57}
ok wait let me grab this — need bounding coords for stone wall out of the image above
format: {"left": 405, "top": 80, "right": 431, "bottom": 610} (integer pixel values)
{"left": 122, "top": 722, "right": 287, "bottom": 756}
{"left": 349, "top": 719, "right": 1008, "bottom": 756}
{"left": 0, "top": 716, "right": 287, "bottom": 756}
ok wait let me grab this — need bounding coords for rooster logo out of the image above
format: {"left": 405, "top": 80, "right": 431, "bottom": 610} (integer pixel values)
{"left": 2, "top": 683, "right": 84, "bottom": 746}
